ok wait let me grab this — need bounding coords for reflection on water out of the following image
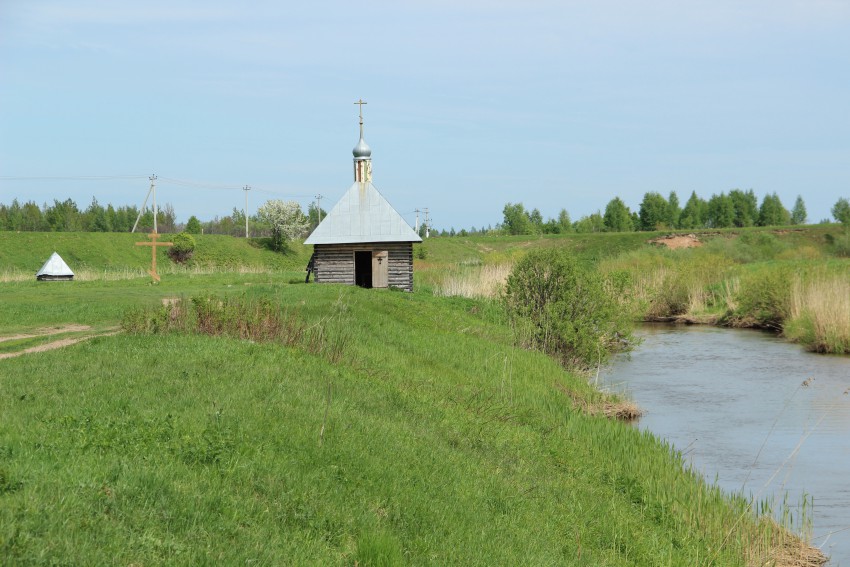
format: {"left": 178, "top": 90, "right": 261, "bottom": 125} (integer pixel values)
{"left": 602, "top": 324, "right": 850, "bottom": 565}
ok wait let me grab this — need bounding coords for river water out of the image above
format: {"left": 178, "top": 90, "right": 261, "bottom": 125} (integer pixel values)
{"left": 601, "top": 324, "right": 850, "bottom": 565}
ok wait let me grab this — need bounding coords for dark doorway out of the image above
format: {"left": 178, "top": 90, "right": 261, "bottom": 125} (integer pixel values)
{"left": 354, "top": 251, "right": 372, "bottom": 288}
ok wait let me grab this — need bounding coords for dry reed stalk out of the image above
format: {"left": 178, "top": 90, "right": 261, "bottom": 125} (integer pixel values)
{"left": 553, "top": 382, "right": 643, "bottom": 422}
{"left": 744, "top": 518, "right": 828, "bottom": 567}
{"left": 0, "top": 269, "right": 29, "bottom": 283}
{"left": 791, "top": 274, "right": 850, "bottom": 352}
{"left": 721, "top": 277, "right": 740, "bottom": 312}
{"left": 435, "top": 263, "right": 512, "bottom": 299}
{"left": 687, "top": 281, "right": 708, "bottom": 313}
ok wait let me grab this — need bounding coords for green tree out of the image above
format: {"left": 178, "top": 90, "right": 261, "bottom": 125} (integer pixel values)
{"left": 556, "top": 209, "right": 572, "bottom": 233}
{"left": 307, "top": 203, "right": 328, "bottom": 231}
{"left": 667, "top": 191, "right": 681, "bottom": 229}
{"left": 832, "top": 197, "right": 850, "bottom": 227}
{"left": 185, "top": 216, "right": 202, "bottom": 234}
{"left": 603, "top": 197, "right": 633, "bottom": 232}
{"left": 790, "top": 196, "right": 807, "bottom": 225}
{"left": 528, "top": 208, "right": 544, "bottom": 233}
{"left": 758, "top": 193, "right": 791, "bottom": 226}
{"left": 20, "top": 201, "right": 46, "bottom": 231}
{"left": 706, "top": 193, "right": 735, "bottom": 228}
{"left": 45, "top": 198, "right": 81, "bottom": 232}
{"left": 503, "top": 248, "right": 634, "bottom": 371}
{"left": 679, "top": 191, "right": 706, "bottom": 229}
{"left": 638, "top": 192, "right": 669, "bottom": 230}
{"left": 502, "top": 202, "right": 533, "bottom": 235}
{"left": 573, "top": 212, "right": 604, "bottom": 233}
{"left": 728, "top": 189, "right": 758, "bottom": 227}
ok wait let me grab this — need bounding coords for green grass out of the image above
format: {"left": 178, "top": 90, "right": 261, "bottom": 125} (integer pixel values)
{"left": 0, "top": 231, "right": 311, "bottom": 275}
{"left": 0, "top": 277, "right": 817, "bottom": 565}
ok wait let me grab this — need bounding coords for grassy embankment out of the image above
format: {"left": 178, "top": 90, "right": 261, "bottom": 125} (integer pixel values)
{"left": 0, "top": 231, "right": 312, "bottom": 282}
{"left": 0, "top": 230, "right": 827, "bottom": 565}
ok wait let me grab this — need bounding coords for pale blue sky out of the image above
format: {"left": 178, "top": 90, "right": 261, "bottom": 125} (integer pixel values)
{"left": 2, "top": 1, "right": 849, "bottom": 229}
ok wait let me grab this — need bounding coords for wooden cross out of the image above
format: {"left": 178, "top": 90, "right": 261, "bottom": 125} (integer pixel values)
{"left": 354, "top": 98, "right": 367, "bottom": 121}
{"left": 135, "top": 231, "right": 173, "bottom": 282}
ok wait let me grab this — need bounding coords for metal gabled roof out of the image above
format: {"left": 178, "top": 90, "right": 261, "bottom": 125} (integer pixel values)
{"left": 36, "top": 252, "right": 74, "bottom": 277}
{"left": 304, "top": 181, "right": 422, "bottom": 245}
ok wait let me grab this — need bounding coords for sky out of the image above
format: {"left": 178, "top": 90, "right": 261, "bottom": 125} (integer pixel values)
{"left": 1, "top": 0, "right": 849, "bottom": 230}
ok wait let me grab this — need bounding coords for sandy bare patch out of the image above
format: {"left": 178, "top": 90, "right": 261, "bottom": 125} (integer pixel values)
{"left": 649, "top": 234, "right": 703, "bottom": 249}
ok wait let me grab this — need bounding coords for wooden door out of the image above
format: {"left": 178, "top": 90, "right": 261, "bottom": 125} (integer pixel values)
{"left": 372, "top": 250, "right": 388, "bottom": 288}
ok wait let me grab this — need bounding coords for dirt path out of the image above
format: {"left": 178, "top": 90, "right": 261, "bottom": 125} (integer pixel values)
{"left": 0, "top": 324, "right": 93, "bottom": 343}
{"left": 0, "top": 326, "right": 120, "bottom": 360}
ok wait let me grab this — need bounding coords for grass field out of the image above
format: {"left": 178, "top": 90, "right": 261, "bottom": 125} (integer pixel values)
{"left": 0, "top": 230, "right": 831, "bottom": 565}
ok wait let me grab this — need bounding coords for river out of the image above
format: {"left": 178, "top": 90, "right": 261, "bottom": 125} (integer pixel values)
{"left": 601, "top": 324, "right": 850, "bottom": 565}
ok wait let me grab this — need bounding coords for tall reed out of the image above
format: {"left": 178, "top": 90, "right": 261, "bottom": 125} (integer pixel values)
{"left": 434, "top": 263, "right": 512, "bottom": 299}
{"left": 787, "top": 272, "right": 850, "bottom": 353}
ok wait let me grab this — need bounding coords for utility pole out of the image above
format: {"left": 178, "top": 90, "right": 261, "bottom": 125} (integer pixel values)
{"left": 424, "top": 207, "right": 430, "bottom": 238}
{"left": 131, "top": 174, "right": 157, "bottom": 233}
{"left": 151, "top": 174, "right": 158, "bottom": 233}
{"left": 315, "top": 194, "right": 323, "bottom": 223}
{"left": 414, "top": 209, "right": 420, "bottom": 234}
{"left": 243, "top": 185, "right": 251, "bottom": 238}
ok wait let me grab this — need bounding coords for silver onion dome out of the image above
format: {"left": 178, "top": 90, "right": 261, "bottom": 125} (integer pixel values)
{"left": 353, "top": 136, "right": 371, "bottom": 159}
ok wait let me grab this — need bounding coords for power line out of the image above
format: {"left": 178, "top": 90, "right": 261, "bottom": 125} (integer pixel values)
{"left": 0, "top": 175, "right": 147, "bottom": 181}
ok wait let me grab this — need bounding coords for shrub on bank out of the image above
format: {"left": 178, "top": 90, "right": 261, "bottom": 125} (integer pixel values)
{"left": 725, "top": 266, "right": 793, "bottom": 330}
{"left": 502, "top": 248, "right": 634, "bottom": 371}
{"left": 167, "top": 232, "right": 196, "bottom": 264}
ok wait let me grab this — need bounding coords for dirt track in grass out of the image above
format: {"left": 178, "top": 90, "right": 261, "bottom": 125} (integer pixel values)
{"left": 0, "top": 325, "right": 120, "bottom": 360}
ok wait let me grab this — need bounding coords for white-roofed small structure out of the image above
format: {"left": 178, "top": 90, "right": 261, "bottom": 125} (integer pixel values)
{"left": 304, "top": 102, "right": 421, "bottom": 291}
{"left": 36, "top": 252, "right": 75, "bottom": 281}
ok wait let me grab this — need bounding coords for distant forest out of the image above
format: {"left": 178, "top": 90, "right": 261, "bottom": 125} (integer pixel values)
{"left": 2, "top": 190, "right": 847, "bottom": 237}
{"left": 495, "top": 190, "right": 813, "bottom": 237}
{"left": 0, "top": 197, "right": 327, "bottom": 237}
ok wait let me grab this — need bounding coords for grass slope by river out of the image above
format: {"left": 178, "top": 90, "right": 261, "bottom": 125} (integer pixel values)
{"left": 0, "top": 230, "right": 832, "bottom": 565}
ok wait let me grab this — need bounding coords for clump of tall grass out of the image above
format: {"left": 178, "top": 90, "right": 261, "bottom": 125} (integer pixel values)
{"left": 703, "top": 231, "right": 789, "bottom": 263}
{"left": 599, "top": 248, "right": 734, "bottom": 320}
{"left": 1, "top": 264, "right": 278, "bottom": 283}
{"left": 434, "top": 263, "right": 511, "bottom": 299}
{"left": 786, "top": 272, "right": 850, "bottom": 354}
{"left": 122, "top": 294, "right": 351, "bottom": 363}
{"left": 0, "top": 268, "right": 30, "bottom": 283}
{"left": 724, "top": 266, "right": 793, "bottom": 330}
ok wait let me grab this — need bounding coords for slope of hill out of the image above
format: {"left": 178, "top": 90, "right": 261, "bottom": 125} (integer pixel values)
{"left": 0, "top": 232, "right": 312, "bottom": 276}
{"left": 0, "top": 275, "right": 823, "bottom": 565}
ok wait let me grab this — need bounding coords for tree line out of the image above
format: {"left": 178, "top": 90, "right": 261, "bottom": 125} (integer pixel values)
{"left": 498, "top": 190, "right": 817, "bottom": 235}
{"left": 0, "top": 198, "right": 178, "bottom": 233}
{"left": 0, "top": 197, "right": 325, "bottom": 242}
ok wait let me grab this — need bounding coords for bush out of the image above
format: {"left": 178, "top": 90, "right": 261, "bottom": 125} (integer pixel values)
{"left": 168, "top": 232, "right": 196, "bottom": 264}
{"left": 502, "top": 248, "right": 634, "bottom": 372}
{"left": 830, "top": 232, "right": 850, "bottom": 258}
{"left": 726, "top": 267, "right": 792, "bottom": 330}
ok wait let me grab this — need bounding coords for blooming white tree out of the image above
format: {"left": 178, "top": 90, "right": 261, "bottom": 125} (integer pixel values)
{"left": 256, "top": 200, "right": 309, "bottom": 251}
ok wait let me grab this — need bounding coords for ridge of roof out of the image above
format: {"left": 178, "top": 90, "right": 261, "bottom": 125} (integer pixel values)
{"left": 304, "top": 182, "right": 422, "bottom": 245}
